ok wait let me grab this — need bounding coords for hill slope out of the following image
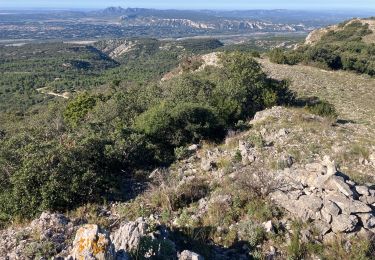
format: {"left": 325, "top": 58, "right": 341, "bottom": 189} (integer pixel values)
{"left": 305, "top": 18, "right": 375, "bottom": 45}
{"left": 259, "top": 58, "right": 375, "bottom": 130}
{"left": 269, "top": 18, "right": 375, "bottom": 76}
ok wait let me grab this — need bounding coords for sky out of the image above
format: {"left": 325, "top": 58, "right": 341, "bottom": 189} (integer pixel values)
{"left": 0, "top": 0, "right": 374, "bottom": 10}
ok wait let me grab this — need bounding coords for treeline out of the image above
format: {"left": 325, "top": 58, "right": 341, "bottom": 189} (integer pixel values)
{"left": 269, "top": 20, "right": 375, "bottom": 76}
{"left": 0, "top": 52, "right": 294, "bottom": 226}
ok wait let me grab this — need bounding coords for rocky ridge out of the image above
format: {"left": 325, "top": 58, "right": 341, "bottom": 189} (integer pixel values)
{"left": 305, "top": 18, "right": 375, "bottom": 45}
{"left": 1, "top": 107, "right": 375, "bottom": 259}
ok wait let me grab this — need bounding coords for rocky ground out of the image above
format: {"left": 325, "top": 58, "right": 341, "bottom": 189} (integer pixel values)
{"left": 2, "top": 106, "right": 375, "bottom": 259}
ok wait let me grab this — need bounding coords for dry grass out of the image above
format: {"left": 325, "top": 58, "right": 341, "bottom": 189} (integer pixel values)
{"left": 259, "top": 58, "right": 375, "bottom": 132}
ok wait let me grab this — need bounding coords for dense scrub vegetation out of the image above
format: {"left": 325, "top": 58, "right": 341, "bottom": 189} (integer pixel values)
{"left": 0, "top": 38, "right": 224, "bottom": 114}
{"left": 269, "top": 20, "right": 375, "bottom": 76}
{"left": 0, "top": 51, "right": 294, "bottom": 226}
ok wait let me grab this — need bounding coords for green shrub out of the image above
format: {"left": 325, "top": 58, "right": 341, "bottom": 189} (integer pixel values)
{"left": 132, "top": 236, "right": 176, "bottom": 260}
{"left": 237, "top": 220, "right": 266, "bottom": 247}
{"left": 134, "top": 102, "right": 225, "bottom": 148}
{"left": 269, "top": 48, "right": 302, "bottom": 65}
{"left": 174, "top": 146, "right": 191, "bottom": 160}
{"left": 247, "top": 132, "right": 265, "bottom": 148}
{"left": 306, "top": 100, "right": 338, "bottom": 119}
{"left": 269, "top": 48, "right": 289, "bottom": 64}
{"left": 64, "top": 93, "right": 102, "bottom": 128}
{"left": 233, "top": 150, "right": 243, "bottom": 163}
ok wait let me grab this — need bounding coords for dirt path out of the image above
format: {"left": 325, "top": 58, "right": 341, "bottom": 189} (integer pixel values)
{"left": 36, "top": 87, "right": 71, "bottom": 99}
{"left": 258, "top": 59, "right": 375, "bottom": 129}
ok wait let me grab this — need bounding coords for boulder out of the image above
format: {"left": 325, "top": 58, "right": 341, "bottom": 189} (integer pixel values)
{"left": 360, "top": 194, "right": 375, "bottom": 204}
{"left": 278, "top": 154, "right": 294, "bottom": 169}
{"left": 188, "top": 144, "right": 199, "bottom": 152}
{"left": 314, "top": 220, "right": 331, "bottom": 236}
{"left": 271, "top": 191, "right": 316, "bottom": 221}
{"left": 298, "top": 195, "right": 323, "bottom": 212}
{"left": 238, "top": 140, "right": 257, "bottom": 165}
{"left": 201, "top": 158, "right": 216, "bottom": 171}
{"left": 305, "top": 162, "right": 326, "bottom": 174}
{"left": 326, "top": 175, "right": 354, "bottom": 197}
{"left": 322, "top": 156, "right": 337, "bottom": 176}
{"left": 331, "top": 214, "right": 358, "bottom": 233}
{"left": 70, "top": 224, "right": 115, "bottom": 260}
{"left": 179, "top": 250, "right": 204, "bottom": 260}
{"left": 111, "top": 218, "right": 148, "bottom": 253}
{"left": 355, "top": 186, "right": 370, "bottom": 196}
{"left": 357, "top": 213, "right": 375, "bottom": 229}
{"left": 263, "top": 221, "right": 274, "bottom": 233}
{"left": 322, "top": 200, "right": 341, "bottom": 217}
{"left": 321, "top": 209, "right": 333, "bottom": 224}
{"left": 325, "top": 193, "right": 372, "bottom": 214}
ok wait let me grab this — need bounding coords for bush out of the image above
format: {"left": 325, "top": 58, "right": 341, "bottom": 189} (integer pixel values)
{"left": 64, "top": 93, "right": 102, "bottom": 128}
{"left": 237, "top": 220, "right": 266, "bottom": 247}
{"left": 132, "top": 236, "right": 176, "bottom": 260}
{"left": 269, "top": 48, "right": 289, "bottom": 64}
{"left": 134, "top": 102, "right": 225, "bottom": 148}
{"left": 306, "top": 100, "right": 338, "bottom": 119}
{"left": 174, "top": 146, "right": 191, "bottom": 160}
{"left": 269, "top": 48, "right": 302, "bottom": 65}
{"left": 214, "top": 52, "right": 294, "bottom": 122}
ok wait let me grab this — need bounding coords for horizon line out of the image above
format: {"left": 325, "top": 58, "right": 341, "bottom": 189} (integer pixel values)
{"left": 1, "top": 6, "right": 375, "bottom": 12}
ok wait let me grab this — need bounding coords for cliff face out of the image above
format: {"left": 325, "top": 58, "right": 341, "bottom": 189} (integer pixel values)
{"left": 120, "top": 16, "right": 309, "bottom": 32}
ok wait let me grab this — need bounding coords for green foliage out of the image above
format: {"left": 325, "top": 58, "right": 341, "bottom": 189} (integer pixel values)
{"left": 323, "top": 236, "right": 375, "bottom": 260}
{"left": 174, "top": 146, "right": 191, "bottom": 160}
{"left": 179, "top": 39, "right": 224, "bottom": 53}
{"left": 134, "top": 102, "right": 225, "bottom": 148}
{"left": 213, "top": 52, "right": 294, "bottom": 123}
{"left": 306, "top": 100, "right": 338, "bottom": 119}
{"left": 247, "top": 132, "right": 265, "bottom": 148}
{"left": 63, "top": 93, "right": 101, "bottom": 127}
{"left": 269, "top": 21, "right": 375, "bottom": 76}
{"left": 132, "top": 236, "right": 176, "bottom": 260}
{"left": 24, "top": 241, "right": 56, "bottom": 259}
{"left": 237, "top": 220, "right": 266, "bottom": 247}
{"left": 287, "top": 222, "right": 307, "bottom": 260}
{"left": 246, "top": 199, "right": 281, "bottom": 222}
{"left": 269, "top": 48, "right": 302, "bottom": 65}
{"left": 233, "top": 150, "right": 243, "bottom": 163}
{"left": 0, "top": 49, "right": 294, "bottom": 225}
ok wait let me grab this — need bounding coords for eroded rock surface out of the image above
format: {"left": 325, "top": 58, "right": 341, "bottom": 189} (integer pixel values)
{"left": 70, "top": 224, "right": 115, "bottom": 260}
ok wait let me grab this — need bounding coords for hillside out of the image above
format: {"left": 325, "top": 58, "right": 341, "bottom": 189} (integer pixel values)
{"left": 1, "top": 46, "right": 375, "bottom": 258}
{"left": 2, "top": 106, "right": 375, "bottom": 259}
{"left": 305, "top": 18, "right": 375, "bottom": 45}
{"left": 1, "top": 14, "right": 375, "bottom": 258}
{"left": 268, "top": 18, "right": 375, "bottom": 76}
{"left": 259, "top": 58, "right": 375, "bottom": 129}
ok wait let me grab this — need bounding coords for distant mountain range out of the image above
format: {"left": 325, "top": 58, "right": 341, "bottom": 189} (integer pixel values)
{"left": 1, "top": 7, "right": 374, "bottom": 41}
{"left": 88, "top": 7, "right": 375, "bottom": 35}
{"left": 95, "top": 7, "right": 374, "bottom": 27}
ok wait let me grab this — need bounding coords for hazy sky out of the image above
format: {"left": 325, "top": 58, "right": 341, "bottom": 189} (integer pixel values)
{"left": 1, "top": 0, "right": 374, "bottom": 10}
